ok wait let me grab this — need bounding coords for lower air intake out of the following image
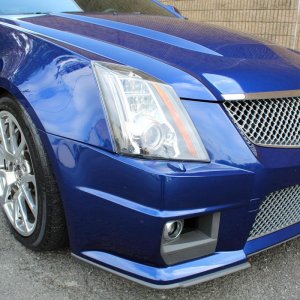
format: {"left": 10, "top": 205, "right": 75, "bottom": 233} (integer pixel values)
{"left": 248, "top": 185, "right": 300, "bottom": 240}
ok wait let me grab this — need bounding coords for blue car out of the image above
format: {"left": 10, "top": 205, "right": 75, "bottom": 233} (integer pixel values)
{"left": 0, "top": 0, "right": 299, "bottom": 289}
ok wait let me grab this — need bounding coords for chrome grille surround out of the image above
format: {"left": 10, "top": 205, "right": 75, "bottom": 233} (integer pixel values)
{"left": 223, "top": 97, "right": 300, "bottom": 147}
{"left": 249, "top": 185, "right": 300, "bottom": 240}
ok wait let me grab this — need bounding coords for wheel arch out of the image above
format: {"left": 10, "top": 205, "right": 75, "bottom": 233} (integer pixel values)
{"left": 0, "top": 83, "right": 70, "bottom": 245}
{"left": 0, "top": 79, "right": 47, "bottom": 132}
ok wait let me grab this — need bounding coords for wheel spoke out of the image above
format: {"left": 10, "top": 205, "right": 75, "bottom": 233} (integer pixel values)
{"left": 21, "top": 174, "right": 36, "bottom": 186}
{"left": 13, "top": 192, "right": 20, "bottom": 224}
{"left": 0, "top": 118, "right": 9, "bottom": 152}
{"left": 0, "top": 118, "right": 15, "bottom": 162}
{"left": 0, "top": 170, "right": 8, "bottom": 203}
{"left": 17, "top": 193, "right": 31, "bottom": 233}
{"left": 0, "top": 144, "right": 5, "bottom": 168}
{"left": 0, "top": 117, "right": 23, "bottom": 161}
{"left": 8, "top": 117, "right": 17, "bottom": 154}
{"left": 20, "top": 184, "right": 37, "bottom": 218}
{"left": 14, "top": 134, "right": 26, "bottom": 158}
{"left": 0, "top": 170, "right": 17, "bottom": 205}
{"left": 4, "top": 150, "right": 15, "bottom": 162}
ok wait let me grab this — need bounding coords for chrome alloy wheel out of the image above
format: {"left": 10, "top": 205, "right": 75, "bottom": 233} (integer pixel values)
{"left": 0, "top": 111, "right": 37, "bottom": 237}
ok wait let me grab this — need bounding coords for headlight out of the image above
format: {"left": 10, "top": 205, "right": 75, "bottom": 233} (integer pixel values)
{"left": 93, "top": 62, "right": 209, "bottom": 162}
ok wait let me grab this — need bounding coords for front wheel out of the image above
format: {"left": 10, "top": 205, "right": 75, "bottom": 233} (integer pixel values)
{"left": 0, "top": 95, "right": 67, "bottom": 250}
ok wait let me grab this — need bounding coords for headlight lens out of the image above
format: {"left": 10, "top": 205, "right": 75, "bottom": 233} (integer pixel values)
{"left": 93, "top": 62, "right": 209, "bottom": 162}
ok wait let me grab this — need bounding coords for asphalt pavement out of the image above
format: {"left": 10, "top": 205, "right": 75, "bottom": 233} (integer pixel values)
{"left": 0, "top": 213, "right": 299, "bottom": 300}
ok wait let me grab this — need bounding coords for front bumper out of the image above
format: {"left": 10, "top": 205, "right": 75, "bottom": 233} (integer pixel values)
{"left": 71, "top": 223, "right": 299, "bottom": 289}
{"left": 40, "top": 99, "right": 300, "bottom": 288}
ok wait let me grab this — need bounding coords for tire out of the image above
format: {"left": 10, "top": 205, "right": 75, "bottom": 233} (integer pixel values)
{"left": 0, "top": 95, "right": 68, "bottom": 250}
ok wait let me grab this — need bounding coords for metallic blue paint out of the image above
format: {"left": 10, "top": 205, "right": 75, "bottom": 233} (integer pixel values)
{"left": 11, "top": 13, "right": 300, "bottom": 98}
{"left": 0, "top": 4, "right": 299, "bottom": 287}
{"left": 245, "top": 223, "right": 300, "bottom": 256}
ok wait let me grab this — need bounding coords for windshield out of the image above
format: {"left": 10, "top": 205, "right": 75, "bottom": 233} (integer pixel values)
{"left": 0, "top": 0, "right": 174, "bottom": 17}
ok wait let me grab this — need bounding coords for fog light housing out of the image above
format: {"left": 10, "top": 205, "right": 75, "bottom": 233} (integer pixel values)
{"left": 163, "top": 220, "right": 184, "bottom": 241}
{"left": 161, "top": 213, "right": 221, "bottom": 265}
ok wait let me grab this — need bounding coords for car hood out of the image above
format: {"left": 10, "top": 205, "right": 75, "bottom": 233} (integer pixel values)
{"left": 3, "top": 13, "right": 300, "bottom": 101}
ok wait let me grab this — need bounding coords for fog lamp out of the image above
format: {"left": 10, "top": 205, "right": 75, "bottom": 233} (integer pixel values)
{"left": 163, "top": 220, "right": 184, "bottom": 241}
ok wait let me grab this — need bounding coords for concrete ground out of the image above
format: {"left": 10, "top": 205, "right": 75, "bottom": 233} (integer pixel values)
{"left": 0, "top": 215, "right": 299, "bottom": 300}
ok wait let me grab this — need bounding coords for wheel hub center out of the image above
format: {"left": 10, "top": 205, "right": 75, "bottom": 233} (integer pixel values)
{"left": 13, "top": 160, "right": 30, "bottom": 181}
{"left": 13, "top": 163, "right": 24, "bottom": 182}
{"left": 16, "top": 164, "right": 21, "bottom": 174}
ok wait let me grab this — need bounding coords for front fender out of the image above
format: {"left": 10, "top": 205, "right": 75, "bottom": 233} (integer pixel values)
{"left": 0, "top": 24, "right": 113, "bottom": 152}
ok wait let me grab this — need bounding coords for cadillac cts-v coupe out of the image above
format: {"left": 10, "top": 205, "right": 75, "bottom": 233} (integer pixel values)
{"left": 0, "top": 0, "right": 299, "bottom": 289}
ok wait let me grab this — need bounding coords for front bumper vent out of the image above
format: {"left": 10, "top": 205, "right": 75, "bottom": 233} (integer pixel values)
{"left": 248, "top": 185, "right": 300, "bottom": 240}
{"left": 223, "top": 97, "right": 300, "bottom": 147}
